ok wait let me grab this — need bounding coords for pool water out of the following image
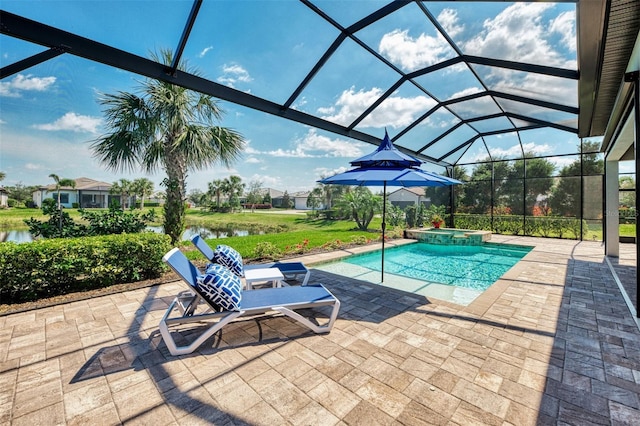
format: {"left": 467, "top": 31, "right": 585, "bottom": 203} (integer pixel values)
{"left": 315, "top": 242, "right": 532, "bottom": 306}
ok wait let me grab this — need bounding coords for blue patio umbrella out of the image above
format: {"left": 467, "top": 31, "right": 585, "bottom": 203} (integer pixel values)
{"left": 319, "top": 131, "right": 462, "bottom": 282}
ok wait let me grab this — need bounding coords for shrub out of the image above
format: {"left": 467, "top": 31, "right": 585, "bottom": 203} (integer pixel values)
{"left": 24, "top": 205, "right": 156, "bottom": 239}
{"left": 350, "top": 235, "right": 372, "bottom": 245}
{"left": 241, "top": 203, "right": 272, "bottom": 209}
{"left": 284, "top": 239, "right": 310, "bottom": 255}
{"left": 252, "top": 242, "right": 282, "bottom": 261}
{"left": 321, "top": 239, "right": 344, "bottom": 250}
{"left": 0, "top": 232, "right": 171, "bottom": 304}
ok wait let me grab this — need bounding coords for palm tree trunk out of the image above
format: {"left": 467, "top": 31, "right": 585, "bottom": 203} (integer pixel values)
{"left": 164, "top": 140, "right": 187, "bottom": 244}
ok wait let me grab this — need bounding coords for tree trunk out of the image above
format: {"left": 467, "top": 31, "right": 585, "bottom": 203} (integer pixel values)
{"left": 164, "top": 139, "right": 187, "bottom": 245}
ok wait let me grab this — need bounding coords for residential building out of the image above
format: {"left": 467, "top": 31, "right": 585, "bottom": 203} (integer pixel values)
{"left": 32, "top": 177, "right": 119, "bottom": 208}
{"left": 0, "top": 187, "right": 8, "bottom": 208}
{"left": 387, "top": 187, "right": 429, "bottom": 210}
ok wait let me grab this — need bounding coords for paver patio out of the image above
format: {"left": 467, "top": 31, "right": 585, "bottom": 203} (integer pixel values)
{"left": 1, "top": 236, "right": 639, "bottom": 425}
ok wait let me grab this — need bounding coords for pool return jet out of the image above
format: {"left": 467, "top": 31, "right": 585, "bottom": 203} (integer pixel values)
{"left": 319, "top": 130, "right": 462, "bottom": 282}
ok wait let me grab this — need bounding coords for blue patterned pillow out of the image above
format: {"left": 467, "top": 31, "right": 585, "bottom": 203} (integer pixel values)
{"left": 196, "top": 264, "right": 242, "bottom": 311}
{"left": 213, "top": 244, "right": 244, "bottom": 277}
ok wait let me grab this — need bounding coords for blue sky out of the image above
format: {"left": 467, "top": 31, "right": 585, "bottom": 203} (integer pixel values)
{"left": 3, "top": 1, "right": 619, "bottom": 196}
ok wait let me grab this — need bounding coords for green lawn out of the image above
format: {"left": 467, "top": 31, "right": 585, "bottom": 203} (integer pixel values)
{"left": 2, "top": 208, "right": 635, "bottom": 258}
{"left": 0, "top": 207, "right": 387, "bottom": 261}
{"left": 182, "top": 209, "right": 385, "bottom": 261}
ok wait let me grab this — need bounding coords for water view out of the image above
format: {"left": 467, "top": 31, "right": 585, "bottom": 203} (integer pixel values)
{"left": 0, "top": 225, "right": 263, "bottom": 243}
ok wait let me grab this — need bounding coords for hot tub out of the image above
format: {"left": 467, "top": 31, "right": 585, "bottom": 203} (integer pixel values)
{"left": 405, "top": 228, "right": 491, "bottom": 245}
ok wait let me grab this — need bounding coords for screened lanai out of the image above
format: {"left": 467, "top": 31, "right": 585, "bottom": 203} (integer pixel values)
{"left": 1, "top": 1, "right": 639, "bottom": 304}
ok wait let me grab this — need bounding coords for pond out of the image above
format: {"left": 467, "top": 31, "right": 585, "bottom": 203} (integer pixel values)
{"left": 0, "top": 225, "right": 264, "bottom": 243}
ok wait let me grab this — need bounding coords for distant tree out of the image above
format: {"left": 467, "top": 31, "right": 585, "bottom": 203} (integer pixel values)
{"left": 315, "top": 178, "right": 347, "bottom": 210}
{"left": 207, "top": 179, "right": 225, "bottom": 210}
{"left": 461, "top": 159, "right": 510, "bottom": 214}
{"left": 91, "top": 49, "right": 245, "bottom": 244}
{"left": 262, "top": 192, "right": 272, "bottom": 205}
{"left": 7, "top": 182, "right": 36, "bottom": 207}
{"left": 336, "top": 186, "right": 380, "bottom": 230}
{"left": 187, "top": 189, "right": 206, "bottom": 207}
{"left": 281, "top": 191, "right": 293, "bottom": 209}
{"left": 48, "top": 174, "right": 76, "bottom": 210}
{"left": 619, "top": 176, "right": 635, "bottom": 208}
{"left": 502, "top": 155, "right": 555, "bottom": 215}
{"left": 110, "top": 178, "right": 133, "bottom": 211}
{"left": 549, "top": 141, "right": 603, "bottom": 217}
{"left": 0, "top": 171, "right": 5, "bottom": 183}
{"left": 223, "top": 175, "right": 244, "bottom": 211}
{"left": 245, "top": 180, "right": 263, "bottom": 212}
{"left": 131, "top": 177, "right": 154, "bottom": 209}
{"left": 307, "top": 190, "right": 322, "bottom": 211}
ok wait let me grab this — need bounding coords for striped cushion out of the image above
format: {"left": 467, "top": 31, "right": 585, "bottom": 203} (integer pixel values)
{"left": 213, "top": 244, "right": 244, "bottom": 277}
{"left": 196, "top": 264, "right": 242, "bottom": 311}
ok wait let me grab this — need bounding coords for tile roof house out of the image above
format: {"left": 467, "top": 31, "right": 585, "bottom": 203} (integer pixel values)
{"left": 32, "top": 177, "right": 118, "bottom": 208}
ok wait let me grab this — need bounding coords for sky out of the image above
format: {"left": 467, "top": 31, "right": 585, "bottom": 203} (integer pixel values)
{"left": 1, "top": 1, "right": 622, "bottom": 197}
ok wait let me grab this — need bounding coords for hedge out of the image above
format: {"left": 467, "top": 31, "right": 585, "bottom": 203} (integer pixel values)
{"left": 453, "top": 214, "right": 588, "bottom": 239}
{"left": 0, "top": 232, "right": 172, "bottom": 304}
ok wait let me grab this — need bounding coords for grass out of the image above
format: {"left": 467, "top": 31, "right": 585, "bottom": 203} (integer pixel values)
{"left": 182, "top": 210, "right": 385, "bottom": 262}
{"left": 0, "top": 207, "right": 387, "bottom": 261}
{"left": 2, "top": 208, "right": 636, "bottom": 251}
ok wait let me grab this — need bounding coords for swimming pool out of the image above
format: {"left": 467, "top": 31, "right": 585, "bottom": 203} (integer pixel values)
{"left": 315, "top": 242, "right": 532, "bottom": 305}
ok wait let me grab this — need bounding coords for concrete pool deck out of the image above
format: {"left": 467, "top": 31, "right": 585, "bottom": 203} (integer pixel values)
{"left": 1, "top": 236, "right": 639, "bottom": 424}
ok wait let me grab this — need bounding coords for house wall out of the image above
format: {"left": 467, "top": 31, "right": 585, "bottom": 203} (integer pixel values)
{"left": 33, "top": 190, "right": 78, "bottom": 208}
{"left": 0, "top": 191, "right": 8, "bottom": 207}
{"left": 294, "top": 197, "right": 309, "bottom": 210}
{"left": 387, "top": 189, "right": 429, "bottom": 208}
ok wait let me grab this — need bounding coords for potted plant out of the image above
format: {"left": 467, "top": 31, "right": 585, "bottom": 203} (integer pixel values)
{"left": 431, "top": 213, "right": 444, "bottom": 229}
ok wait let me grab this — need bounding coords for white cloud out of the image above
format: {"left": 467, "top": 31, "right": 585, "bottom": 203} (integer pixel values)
{"left": 0, "top": 74, "right": 56, "bottom": 97}
{"left": 438, "top": 8, "right": 464, "bottom": 38}
{"left": 33, "top": 112, "right": 102, "bottom": 133}
{"left": 245, "top": 173, "right": 280, "bottom": 188}
{"left": 315, "top": 165, "right": 349, "bottom": 180}
{"left": 245, "top": 157, "right": 261, "bottom": 164}
{"left": 247, "top": 129, "right": 366, "bottom": 159}
{"left": 463, "top": 3, "right": 571, "bottom": 68}
{"left": 378, "top": 9, "right": 461, "bottom": 72}
{"left": 217, "top": 63, "right": 253, "bottom": 87}
{"left": 379, "top": 30, "right": 450, "bottom": 72}
{"left": 25, "top": 163, "right": 44, "bottom": 170}
{"left": 319, "top": 87, "right": 436, "bottom": 128}
{"left": 478, "top": 141, "right": 554, "bottom": 160}
{"left": 198, "top": 46, "right": 214, "bottom": 58}
{"left": 550, "top": 11, "right": 576, "bottom": 52}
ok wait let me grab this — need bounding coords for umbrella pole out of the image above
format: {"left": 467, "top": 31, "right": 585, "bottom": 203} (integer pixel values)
{"left": 381, "top": 182, "right": 386, "bottom": 282}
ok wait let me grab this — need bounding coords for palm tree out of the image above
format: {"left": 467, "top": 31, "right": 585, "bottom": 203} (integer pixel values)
{"left": 91, "top": 50, "right": 245, "bottom": 244}
{"left": 223, "top": 175, "right": 244, "bottom": 211}
{"left": 0, "top": 171, "right": 5, "bottom": 183}
{"left": 49, "top": 174, "right": 76, "bottom": 210}
{"left": 110, "top": 178, "right": 132, "bottom": 211}
{"left": 132, "top": 177, "right": 154, "bottom": 209}
{"left": 207, "top": 179, "right": 224, "bottom": 210}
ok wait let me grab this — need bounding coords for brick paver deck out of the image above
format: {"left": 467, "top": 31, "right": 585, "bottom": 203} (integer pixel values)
{"left": 1, "top": 236, "right": 639, "bottom": 425}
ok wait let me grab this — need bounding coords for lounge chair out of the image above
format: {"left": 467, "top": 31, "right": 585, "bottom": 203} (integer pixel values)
{"left": 159, "top": 247, "right": 340, "bottom": 356}
{"left": 190, "top": 235, "right": 310, "bottom": 285}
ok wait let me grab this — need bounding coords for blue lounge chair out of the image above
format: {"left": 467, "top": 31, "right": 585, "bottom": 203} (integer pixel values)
{"left": 190, "top": 235, "right": 310, "bottom": 285}
{"left": 159, "top": 248, "right": 340, "bottom": 356}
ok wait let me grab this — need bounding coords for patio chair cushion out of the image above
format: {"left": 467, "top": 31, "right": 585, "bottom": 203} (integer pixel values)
{"left": 196, "top": 264, "right": 242, "bottom": 311}
{"left": 212, "top": 244, "right": 244, "bottom": 277}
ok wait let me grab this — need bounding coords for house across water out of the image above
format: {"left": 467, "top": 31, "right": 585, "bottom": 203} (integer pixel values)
{"left": 32, "top": 177, "right": 118, "bottom": 208}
